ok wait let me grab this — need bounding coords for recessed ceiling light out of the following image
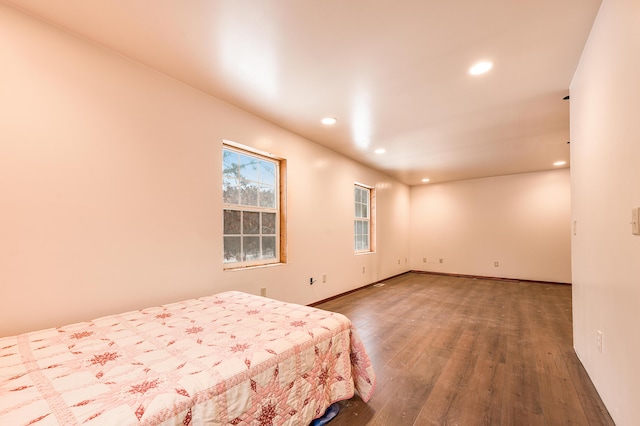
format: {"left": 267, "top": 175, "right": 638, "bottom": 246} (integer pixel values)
{"left": 374, "top": 148, "right": 386, "bottom": 154}
{"left": 469, "top": 61, "right": 493, "bottom": 75}
{"left": 421, "top": 178, "right": 430, "bottom": 183}
{"left": 554, "top": 161, "right": 567, "bottom": 166}
{"left": 321, "top": 117, "right": 337, "bottom": 125}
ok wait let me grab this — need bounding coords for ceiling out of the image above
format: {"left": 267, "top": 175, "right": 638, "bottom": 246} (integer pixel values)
{"left": 4, "top": 0, "right": 602, "bottom": 185}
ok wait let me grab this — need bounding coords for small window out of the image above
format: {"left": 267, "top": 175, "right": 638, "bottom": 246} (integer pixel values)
{"left": 354, "top": 184, "right": 375, "bottom": 253}
{"left": 223, "top": 143, "right": 285, "bottom": 268}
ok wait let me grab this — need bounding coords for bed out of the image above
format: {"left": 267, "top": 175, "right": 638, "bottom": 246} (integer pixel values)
{"left": 0, "top": 291, "right": 376, "bottom": 425}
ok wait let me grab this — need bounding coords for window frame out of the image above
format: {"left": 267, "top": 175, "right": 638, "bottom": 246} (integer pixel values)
{"left": 222, "top": 141, "right": 286, "bottom": 269}
{"left": 354, "top": 183, "right": 376, "bottom": 254}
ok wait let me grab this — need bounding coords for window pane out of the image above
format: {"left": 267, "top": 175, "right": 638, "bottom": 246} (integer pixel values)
{"left": 259, "top": 161, "right": 276, "bottom": 186}
{"left": 243, "top": 236, "right": 260, "bottom": 261}
{"left": 223, "top": 236, "right": 241, "bottom": 263}
{"left": 240, "top": 183, "right": 259, "bottom": 206}
{"left": 363, "top": 234, "right": 370, "bottom": 250}
{"left": 243, "top": 211, "right": 260, "bottom": 234}
{"left": 223, "top": 177, "right": 239, "bottom": 205}
{"left": 223, "top": 150, "right": 239, "bottom": 179}
{"left": 239, "top": 154, "right": 259, "bottom": 182}
{"left": 262, "top": 212, "right": 276, "bottom": 234}
{"left": 262, "top": 236, "right": 276, "bottom": 259}
{"left": 259, "top": 184, "right": 275, "bottom": 208}
{"left": 224, "top": 210, "right": 241, "bottom": 234}
{"left": 357, "top": 203, "right": 365, "bottom": 218}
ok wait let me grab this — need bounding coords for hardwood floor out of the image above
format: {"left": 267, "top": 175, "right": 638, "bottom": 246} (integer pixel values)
{"left": 316, "top": 272, "right": 614, "bottom": 426}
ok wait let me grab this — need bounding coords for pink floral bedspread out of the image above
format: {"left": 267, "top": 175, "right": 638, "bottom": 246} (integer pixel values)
{"left": 0, "top": 291, "right": 375, "bottom": 425}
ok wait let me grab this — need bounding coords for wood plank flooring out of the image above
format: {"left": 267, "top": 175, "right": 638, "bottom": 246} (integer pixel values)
{"left": 316, "top": 272, "right": 614, "bottom": 426}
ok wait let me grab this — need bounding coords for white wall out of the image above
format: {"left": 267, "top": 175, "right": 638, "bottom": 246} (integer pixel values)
{"left": 570, "top": 0, "right": 640, "bottom": 424}
{"left": 410, "top": 170, "right": 571, "bottom": 283}
{"left": 0, "top": 3, "right": 410, "bottom": 337}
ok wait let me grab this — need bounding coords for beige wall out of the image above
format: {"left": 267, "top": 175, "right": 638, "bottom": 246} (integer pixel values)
{"left": 410, "top": 170, "right": 571, "bottom": 283}
{"left": 0, "top": 3, "right": 411, "bottom": 336}
{"left": 571, "top": 0, "right": 640, "bottom": 424}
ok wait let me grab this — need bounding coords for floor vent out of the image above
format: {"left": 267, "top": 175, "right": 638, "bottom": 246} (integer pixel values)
{"left": 373, "top": 283, "right": 385, "bottom": 287}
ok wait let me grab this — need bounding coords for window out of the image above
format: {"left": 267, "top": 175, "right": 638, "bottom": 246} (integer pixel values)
{"left": 223, "top": 143, "right": 284, "bottom": 268}
{"left": 354, "top": 184, "right": 375, "bottom": 253}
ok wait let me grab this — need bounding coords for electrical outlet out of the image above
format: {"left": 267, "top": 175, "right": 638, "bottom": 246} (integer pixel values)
{"left": 362, "top": 266, "right": 365, "bottom": 273}
{"left": 439, "top": 258, "right": 444, "bottom": 264}
{"left": 423, "top": 257, "right": 426, "bottom": 263}
{"left": 397, "top": 259, "right": 400, "bottom": 264}
{"left": 260, "top": 288, "right": 267, "bottom": 297}
{"left": 494, "top": 261, "right": 499, "bottom": 267}
{"left": 632, "top": 208, "right": 640, "bottom": 235}
{"left": 322, "top": 274, "right": 327, "bottom": 283}
{"left": 596, "top": 330, "right": 603, "bottom": 352}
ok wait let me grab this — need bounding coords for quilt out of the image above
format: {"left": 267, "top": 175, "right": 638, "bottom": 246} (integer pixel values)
{"left": 0, "top": 291, "right": 375, "bottom": 425}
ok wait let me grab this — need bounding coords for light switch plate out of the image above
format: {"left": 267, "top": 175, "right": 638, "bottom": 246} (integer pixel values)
{"left": 632, "top": 208, "right": 640, "bottom": 235}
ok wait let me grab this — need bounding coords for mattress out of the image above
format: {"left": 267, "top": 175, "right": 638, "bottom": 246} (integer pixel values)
{"left": 0, "top": 291, "right": 375, "bottom": 425}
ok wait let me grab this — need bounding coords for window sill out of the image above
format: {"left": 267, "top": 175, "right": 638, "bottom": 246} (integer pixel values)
{"left": 224, "top": 262, "right": 286, "bottom": 272}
